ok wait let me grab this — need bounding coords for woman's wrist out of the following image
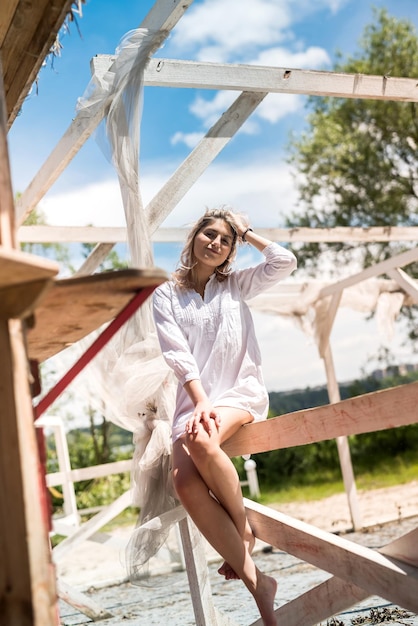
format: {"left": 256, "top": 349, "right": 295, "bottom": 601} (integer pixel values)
{"left": 241, "top": 227, "right": 253, "bottom": 242}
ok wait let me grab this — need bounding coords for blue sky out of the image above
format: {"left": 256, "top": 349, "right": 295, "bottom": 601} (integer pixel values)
{"left": 8, "top": 0, "right": 418, "bottom": 392}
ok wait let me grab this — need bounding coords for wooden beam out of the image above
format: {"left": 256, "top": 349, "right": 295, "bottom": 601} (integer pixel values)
{"left": 244, "top": 499, "right": 418, "bottom": 614}
{"left": 387, "top": 267, "right": 418, "bottom": 303}
{"left": 27, "top": 268, "right": 168, "bottom": 362}
{"left": 222, "top": 382, "right": 418, "bottom": 457}
{"left": 15, "top": 0, "right": 194, "bottom": 225}
{"left": 4, "top": 0, "right": 74, "bottom": 127}
{"left": 249, "top": 511, "right": 418, "bottom": 626}
{"left": 17, "top": 225, "right": 418, "bottom": 244}
{"left": 78, "top": 90, "right": 267, "bottom": 274}
{"left": 319, "top": 247, "right": 418, "bottom": 298}
{"left": 91, "top": 57, "right": 418, "bottom": 103}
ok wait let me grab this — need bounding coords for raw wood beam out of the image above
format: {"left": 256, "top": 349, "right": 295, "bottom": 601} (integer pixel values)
{"left": 92, "top": 56, "right": 418, "bottom": 103}
{"left": 15, "top": 0, "right": 194, "bottom": 225}
{"left": 245, "top": 499, "right": 418, "bottom": 616}
{"left": 319, "top": 246, "right": 418, "bottom": 298}
{"left": 387, "top": 267, "right": 418, "bottom": 303}
{"left": 78, "top": 90, "right": 267, "bottom": 273}
{"left": 222, "top": 382, "right": 418, "bottom": 457}
{"left": 17, "top": 225, "right": 418, "bottom": 244}
{"left": 4, "top": 0, "right": 74, "bottom": 127}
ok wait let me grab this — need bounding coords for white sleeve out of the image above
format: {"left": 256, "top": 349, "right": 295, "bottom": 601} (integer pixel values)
{"left": 153, "top": 284, "right": 201, "bottom": 386}
{"left": 236, "top": 242, "right": 297, "bottom": 300}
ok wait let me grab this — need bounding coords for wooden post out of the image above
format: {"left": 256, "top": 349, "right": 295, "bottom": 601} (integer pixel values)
{"left": 0, "top": 61, "right": 59, "bottom": 625}
{"left": 321, "top": 343, "right": 362, "bottom": 530}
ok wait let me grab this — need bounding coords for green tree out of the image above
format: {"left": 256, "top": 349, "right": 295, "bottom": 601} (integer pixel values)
{"left": 286, "top": 9, "right": 418, "bottom": 338}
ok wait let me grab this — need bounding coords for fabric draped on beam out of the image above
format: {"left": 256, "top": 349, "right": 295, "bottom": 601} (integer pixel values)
{"left": 248, "top": 277, "right": 409, "bottom": 345}
{"left": 76, "top": 28, "right": 180, "bottom": 583}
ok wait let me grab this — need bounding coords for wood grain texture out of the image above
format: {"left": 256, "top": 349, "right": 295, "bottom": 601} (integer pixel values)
{"left": 223, "top": 382, "right": 418, "bottom": 457}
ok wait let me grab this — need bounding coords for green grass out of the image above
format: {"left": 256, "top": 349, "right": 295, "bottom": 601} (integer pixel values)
{"left": 251, "top": 454, "right": 418, "bottom": 507}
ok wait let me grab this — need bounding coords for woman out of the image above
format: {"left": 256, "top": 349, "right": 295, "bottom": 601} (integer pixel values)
{"left": 153, "top": 207, "right": 297, "bottom": 625}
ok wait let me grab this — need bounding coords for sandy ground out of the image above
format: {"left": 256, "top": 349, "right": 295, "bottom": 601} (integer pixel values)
{"left": 56, "top": 480, "right": 418, "bottom": 625}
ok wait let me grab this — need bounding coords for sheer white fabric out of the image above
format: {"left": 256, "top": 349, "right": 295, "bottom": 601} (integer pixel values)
{"left": 77, "top": 28, "right": 179, "bottom": 583}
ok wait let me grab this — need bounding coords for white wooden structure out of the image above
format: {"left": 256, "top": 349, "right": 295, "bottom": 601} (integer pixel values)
{"left": 2, "top": 0, "right": 418, "bottom": 624}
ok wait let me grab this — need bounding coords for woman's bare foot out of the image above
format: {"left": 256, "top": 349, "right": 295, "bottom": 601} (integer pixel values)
{"left": 253, "top": 572, "right": 277, "bottom": 626}
{"left": 218, "top": 530, "right": 256, "bottom": 580}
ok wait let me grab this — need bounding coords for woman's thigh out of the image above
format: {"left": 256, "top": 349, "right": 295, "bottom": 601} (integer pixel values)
{"left": 210, "top": 406, "right": 254, "bottom": 446}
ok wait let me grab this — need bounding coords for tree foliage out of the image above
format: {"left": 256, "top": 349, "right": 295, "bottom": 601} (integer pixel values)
{"left": 286, "top": 8, "right": 418, "bottom": 275}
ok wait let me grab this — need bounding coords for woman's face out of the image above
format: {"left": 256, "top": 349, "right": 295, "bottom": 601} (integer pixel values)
{"left": 193, "top": 218, "right": 234, "bottom": 271}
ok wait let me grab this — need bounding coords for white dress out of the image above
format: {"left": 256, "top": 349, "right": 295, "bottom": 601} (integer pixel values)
{"left": 153, "top": 242, "right": 297, "bottom": 442}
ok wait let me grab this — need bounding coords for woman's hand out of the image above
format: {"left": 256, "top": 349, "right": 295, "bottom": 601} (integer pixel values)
{"left": 186, "top": 400, "right": 221, "bottom": 436}
{"left": 183, "top": 380, "right": 221, "bottom": 436}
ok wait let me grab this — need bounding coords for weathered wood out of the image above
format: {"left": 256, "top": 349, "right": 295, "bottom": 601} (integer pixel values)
{"left": 0, "top": 318, "right": 59, "bottom": 626}
{"left": 27, "top": 268, "right": 167, "bottom": 362}
{"left": 75, "top": 243, "right": 116, "bottom": 276}
{"left": 3, "top": 0, "right": 74, "bottom": 126}
{"left": 17, "top": 225, "right": 418, "bottom": 244}
{"left": 82, "top": 90, "right": 267, "bottom": 273}
{"left": 179, "top": 517, "right": 219, "bottom": 626}
{"left": 53, "top": 490, "right": 133, "bottom": 561}
{"left": 387, "top": 267, "right": 418, "bottom": 303}
{"left": 244, "top": 499, "right": 418, "bottom": 614}
{"left": 57, "top": 580, "right": 113, "bottom": 621}
{"left": 321, "top": 342, "right": 362, "bottom": 530}
{"left": 251, "top": 577, "right": 369, "bottom": 626}
{"left": 91, "top": 56, "right": 418, "bottom": 103}
{"left": 319, "top": 246, "right": 418, "bottom": 298}
{"left": 45, "top": 459, "right": 133, "bottom": 487}
{"left": 223, "top": 382, "right": 418, "bottom": 457}
{"left": 0, "top": 0, "right": 20, "bottom": 47}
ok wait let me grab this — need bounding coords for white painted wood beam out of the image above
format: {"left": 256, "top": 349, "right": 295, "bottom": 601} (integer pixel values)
{"left": 17, "top": 225, "right": 418, "bottom": 244}
{"left": 319, "top": 246, "right": 418, "bottom": 298}
{"left": 81, "top": 90, "right": 267, "bottom": 273}
{"left": 387, "top": 267, "right": 418, "bottom": 303}
{"left": 91, "top": 56, "right": 418, "bottom": 103}
{"left": 15, "top": 0, "right": 194, "bottom": 225}
{"left": 245, "top": 499, "right": 418, "bottom": 614}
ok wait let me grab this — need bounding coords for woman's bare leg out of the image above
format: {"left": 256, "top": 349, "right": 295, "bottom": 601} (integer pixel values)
{"left": 186, "top": 407, "right": 254, "bottom": 580}
{"left": 172, "top": 411, "right": 277, "bottom": 625}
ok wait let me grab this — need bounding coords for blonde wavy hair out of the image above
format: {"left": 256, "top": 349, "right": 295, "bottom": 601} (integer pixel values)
{"left": 173, "top": 207, "right": 243, "bottom": 289}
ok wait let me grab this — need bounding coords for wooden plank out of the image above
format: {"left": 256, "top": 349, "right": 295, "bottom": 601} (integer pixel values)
{"left": 15, "top": 0, "right": 194, "bottom": 224}
{"left": 45, "top": 459, "right": 133, "bottom": 487}
{"left": 0, "top": 318, "right": 59, "bottom": 625}
{"left": 0, "top": 52, "right": 16, "bottom": 249}
{"left": 251, "top": 577, "right": 369, "bottom": 626}
{"left": 4, "top": 0, "right": 74, "bottom": 126}
{"left": 53, "top": 490, "right": 133, "bottom": 561}
{"left": 319, "top": 247, "right": 418, "bottom": 298}
{"left": 57, "top": 580, "right": 113, "bottom": 621}
{"left": 179, "top": 517, "right": 220, "bottom": 626}
{"left": 0, "top": 246, "right": 59, "bottom": 287}
{"left": 71, "top": 90, "right": 267, "bottom": 275}
{"left": 0, "top": 0, "right": 19, "bottom": 47}
{"left": 0, "top": 278, "right": 54, "bottom": 319}
{"left": 251, "top": 525, "right": 418, "bottom": 626}
{"left": 387, "top": 267, "right": 418, "bottom": 303}
{"left": 222, "top": 382, "right": 418, "bottom": 457}
{"left": 27, "top": 267, "right": 167, "bottom": 362}
{"left": 18, "top": 225, "right": 418, "bottom": 244}
{"left": 147, "top": 91, "right": 266, "bottom": 231}
{"left": 92, "top": 56, "right": 418, "bottom": 103}
{"left": 244, "top": 499, "right": 418, "bottom": 614}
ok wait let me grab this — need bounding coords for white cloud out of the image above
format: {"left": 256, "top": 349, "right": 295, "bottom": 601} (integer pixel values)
{"left": 253, "top": 46, "right": 331, "bottom": 70}
{"left": 171, "top": 131, "right": 205, "bottom": 149}
{"left": 170, "top": 0, "right": 291, "bottom": 62}
{"left": 38, "top": 154, "right": 298, "bottom": 230}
